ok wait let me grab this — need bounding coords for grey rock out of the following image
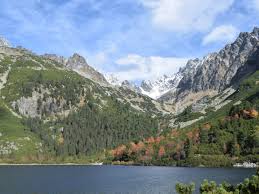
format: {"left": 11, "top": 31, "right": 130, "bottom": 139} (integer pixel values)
{"left": 160, "top": 27, "right": 259, "bottom": 106}
{"left": 43, "top": 53, "right": 108, "bottom": 85}
{"left": 42, "top": 54, "right": 67, "bottom": 65}
{"left": 66, "top": 53, "right": 108, "bottom": 85}
{"left": 0, "top": 36, "right": 11, "bottom": 47}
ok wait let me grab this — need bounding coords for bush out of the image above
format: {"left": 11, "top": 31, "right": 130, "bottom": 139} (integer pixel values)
{"left": 175, "top": 169, "right": 259, "bottom": 194}
{"left": 175, "top": 182, "right": 195, "bottom": 194}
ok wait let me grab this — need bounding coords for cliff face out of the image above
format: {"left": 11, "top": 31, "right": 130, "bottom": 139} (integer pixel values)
{"left": 43, "top": 53, "right": 108, "bottom": 85}
{"left": 66, "top": 53, "right": 108, "bottom": 85}
{"left": 159, "top": 27, "right": 259, "bottom": 111}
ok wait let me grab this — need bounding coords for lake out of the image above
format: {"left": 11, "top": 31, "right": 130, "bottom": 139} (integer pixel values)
{"left": 0, "top": 165, "right": 255, "bottom": 194}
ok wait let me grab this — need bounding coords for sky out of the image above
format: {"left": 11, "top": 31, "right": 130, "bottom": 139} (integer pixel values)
{"left": 0, "top": 0, "right": 259, "bottom": 82}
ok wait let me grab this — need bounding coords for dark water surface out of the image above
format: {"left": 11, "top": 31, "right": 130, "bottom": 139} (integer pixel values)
{"left": 0, "top": 165, "right": 255, "bottom": 194}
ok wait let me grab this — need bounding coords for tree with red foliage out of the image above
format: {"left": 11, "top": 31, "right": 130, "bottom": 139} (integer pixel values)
{"left": 158, "top": 146, "right": 166, "bottom": 158}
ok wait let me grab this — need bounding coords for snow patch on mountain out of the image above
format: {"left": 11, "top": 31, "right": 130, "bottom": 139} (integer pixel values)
{"left": 139, "top": 74, "right": 183, "bottom": 99}
{"left": 105, "top": 73, "right": 184, "bottom": 100}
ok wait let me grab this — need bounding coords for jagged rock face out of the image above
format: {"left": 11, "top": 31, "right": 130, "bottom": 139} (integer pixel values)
{"left": 160, "top": 27, "right": 259, "bottom": 105}
{"left": 66, "top": 53, "right": 108, "bottom": 85}
{"left": 182, "top": 27, "right": 259, "bottom": 92}
{"left": 43, "top": 53, "right": 108, "bottom": 85}
{"left": 0, "top": 37, "right": 11, "bottom": 47}
{"left": 121, "top": 80, "right": 140, "bottom": 92}
{"left": 43, "top": 54, "right": 67, "bottom": 65}
{"left": 140, "top": 80, "right": 153, "bottom": 92}
{"left": 11, "top": 90, "right": 68, "bottom": 118}
{"left": 66, "top": 53, "right": 87, "bottom": 69}
{"left": 176, "top": 59, "right": 201, "bottom": 92}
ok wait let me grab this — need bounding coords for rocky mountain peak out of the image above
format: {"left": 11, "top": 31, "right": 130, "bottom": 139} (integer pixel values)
{"left": 159, "top": 26, "right": 259, "bottom": 111}
{"left": 106, "top": 27, "right": 259, "bottom": 102}
{"left": 43, "top": 53, "right": 107, "bottom": 85}
{"left": 66, "top": 53, "right": 88, "bottom": 69}
{"left": 66, "top": 53, "right": 108, "bottom": 85}
{"left": 42, "top": 54, "right": 67, "bottom": 65}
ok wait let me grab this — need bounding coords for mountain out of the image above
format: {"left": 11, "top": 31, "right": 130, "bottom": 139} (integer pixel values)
{"left": 139, "top": 74, "right": 183, "bottom": 99}
{"left": 160, "top": 27, "right": 259, "bottom": 109}
{"left": 109, "top": 55, "right": 259, "bottom": 167}
{"left": 105, "top": 73, "right": 122, "bottom": 86}
{"left": 105, "top": 73, "right": 183, "bottom": 100}
{"left": 0, "top": 41, "right": 174, "bottom": 162}
{"left": 107, "top": 28, "right": 259, "bottom": 108}
{"left": 43, "top": 53, "right": 108, "bottom": 85}
{"left": 0, "top": 36, "right": 11, "bottom": 47}
{"left": 0, "top": 27, "right": 258, "bottom": 165}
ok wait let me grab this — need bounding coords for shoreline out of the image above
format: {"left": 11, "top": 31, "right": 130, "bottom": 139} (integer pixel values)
{"left": 0, "top": 163, "right": 257, "bottom": 168}
{"left": 0, "top": 163, "right": 90, "bottom": 166}
{"left": 0, "top": 162, "right": 103, "bottom": 166}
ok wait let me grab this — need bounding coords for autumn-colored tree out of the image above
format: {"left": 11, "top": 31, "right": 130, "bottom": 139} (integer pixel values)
{"left": 111, "top": 144, "right": 127, "bottom": 158}
{"left": 129, "top": 142, "right": 138, "bottom": 154}
{"left": 249, "top": 109, "right": 258, "bottom": 118}
{"left": 242, "top": 110, "right": 251, "bottom": 118}
{"left": 158, "top": 146, "right": 166, "bottom": 158}
{"left": 145, "top": 145, "right": 154, "bottom": 156}
{"left": 136, "top": 141, "right": 145, "bottom": 152}
{"left": 145, "top": 136, "right": 155, "bottom": 144}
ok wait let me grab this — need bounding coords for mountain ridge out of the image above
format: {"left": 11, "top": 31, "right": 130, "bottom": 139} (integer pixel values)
{"left": 105, "top": 27, "right": 259, "bottom": 115}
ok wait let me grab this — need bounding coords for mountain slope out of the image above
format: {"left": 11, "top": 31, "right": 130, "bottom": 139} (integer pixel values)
{"left": 0, "top": 45, "right": 170, "bottom": 161}
{"left": 108, "top": 28, "right": 259, "bottom": 108}
{"left": 108, "top": 68, "right": 259, "bottom": 166}
{"left": 0, "top": 27, "right": 258, "bottom": 165}
{"left": 160, "top": 27, "right": 259, "bottom": 108}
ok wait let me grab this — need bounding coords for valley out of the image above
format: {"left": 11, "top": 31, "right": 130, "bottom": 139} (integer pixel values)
{"left": 0, "top": 27, "right": 258, "bottom": 167}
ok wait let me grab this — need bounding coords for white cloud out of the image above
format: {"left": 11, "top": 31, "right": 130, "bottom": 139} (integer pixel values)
{"left": 140, "top": 0, "right": 234, "bottom": 32}
{"left": 202, "top": 25, "right": 239, "bottom": 45}
{"left": 114, "top": 54, "right": 189, "bottom": 81}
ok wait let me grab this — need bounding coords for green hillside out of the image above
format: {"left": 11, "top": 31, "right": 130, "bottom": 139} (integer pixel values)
{"left": 0, "top": 48, "right": 160, "bottom": 163}
{"left": 0, "top": 46, "right": 258, "bottom": 166}
{"left": 108, "top": 70, "right": 259, "bottom": 167}
{"left": 0, "top": 99, "right": 41, "bottom": 162}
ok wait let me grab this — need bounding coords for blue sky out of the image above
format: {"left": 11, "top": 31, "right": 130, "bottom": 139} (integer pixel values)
{"left": 0, "top": 0, "right": 259, "bottom": 81}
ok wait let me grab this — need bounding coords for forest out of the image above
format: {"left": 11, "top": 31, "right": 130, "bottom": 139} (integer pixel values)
{"left": 24, "top": 93, "right": 158, "bottom": 157}
{"left": 108, "top": 98, "right": 259, "bottom": 167}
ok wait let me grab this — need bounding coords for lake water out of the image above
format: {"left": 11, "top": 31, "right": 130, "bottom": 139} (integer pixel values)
{"left": 0, "top": 165, "right": 255, "bottom": 194}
